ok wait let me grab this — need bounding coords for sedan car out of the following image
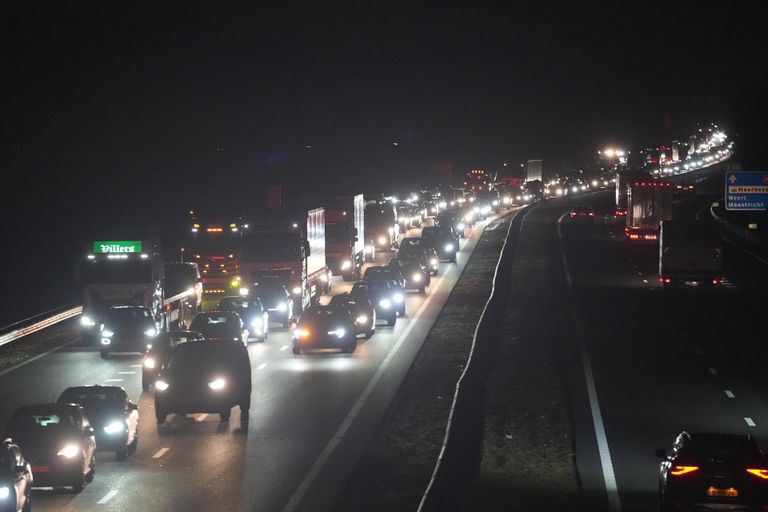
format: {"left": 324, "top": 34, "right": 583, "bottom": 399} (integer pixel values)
{"left": 248, "top": 279, "right": 293, "bottom": 327}
{"left": 388, "top": 257, "right": 430, "bottom": 293}
{"left": 568, "top": 205, "right": 596, "bottom": 222}
{"left": 4, "top": 404, "right": 96, "bottom": 492}
{"left": 57, "top": 386, "right": 138, "bottom": 461}
{"left": 329, "top": 293, "right": 376, "bottom": 338}
{"left": 350, "top": 281, "right": 399, "bottom": 326}
{"left": 656, "top": 432, "right": 768, "bottom": 511}
{"left": 142, "top": 330, "right": 204, "bottom": 392}
{"left": 188, "top": 311, "right": 248, "bottom": 345}
{"left": 0, "top": 439, "right": 31, "bottom": 512}
{"left": 99, "top": 305, "right": 159, "bottom": 359}
{"left": 154, "top": 340, "right": 252, "bottom": 423}
{"left": 216, "top": 296, "right": 269, "bottom": 342}
{"left": 292, "top": 306, "right": 357, "bottom": 355}
{"left": 421, "top": 226, "right": 459, "bottom": 262}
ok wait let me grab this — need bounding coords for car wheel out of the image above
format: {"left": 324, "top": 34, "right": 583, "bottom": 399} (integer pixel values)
{"left": 100, "top": 349, "right": 109, "bottom": 360}
{"left": 386, "top": 316, "right": 396, "bottom": 326}
{"left": 419, "top": 285, "right": 426, "bottom": 294}
{"left": 142, "top": 378, "right": 151, "bottom": 392}
{"left": 155, "top": 410, "right": 167, "bottom": 424}
{"left": 116, "top": 445, "right": 128, "bottom": 461}
{"left": 364, "top": 328, "right": 375, "bottom": 339}
{"left": 71, "top": 460, "right": 87, "bottom": 492}
{"left": 22, "top": 493, "right": 31, "bottom": 512}
{"left": 342, "top": 273, "right": 354, "bottom": 282}
{"left": 85, "top": 457, "right": 95, "bottom": 483}
{"left": 292, "top": 346, "right": 301, "bottom": 355}
{"left": 219, "top": 409, "right": 231, "bottom": 422}
{"left": 129, "top": 430, "right": 138, "bottom": 454}
{"left": 342, "top": 338, "right": 357, "bottom": 353}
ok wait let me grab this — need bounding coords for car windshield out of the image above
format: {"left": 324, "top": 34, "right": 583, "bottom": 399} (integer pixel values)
{"left": 8, "top": 413, "right": 77, "bottom": 433}
{"left": 59, "top": 390, "right": 123, "bottom": 410}
{"left": 218, "top": 298, "right": 260, "bottom": 310}
{"left": 190, "top": 314, "right": 237, "bottom": 330}
{"left": 364, "top": 268, "right": 395, "bottom": 280}
{"left": 105, "top": 308, "right": 151, "bottom": 322}
{"left": 166, "top": 343, "right": 242, "bottom": 376}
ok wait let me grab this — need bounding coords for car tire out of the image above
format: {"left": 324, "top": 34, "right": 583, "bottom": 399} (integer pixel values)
{"left": 142, "top": 379, "right": 151, "bottom": 392}
{"left": 85, "top": 458, "right": 95, "bottom": 483}
{"left": 116, "top": 445, "right": 128, "bottom": 461}
{"left": 129, "top": 431, "right": 138, "bottom": 454}
{"left": 155, "top": 410, "right": 167, "bottom": 424}
{"left": 343, "top": 339, "right": 357, "bottom": 353}
{"left": 342, "top": 273, "right": 354, "bottom": 282}
{"left": 100, "top": 349, "right": 109, "bottom": 360}
{"left": 386, "top": 316, "right": 396, "bottom": 326}
{"left": 292, "top": 346, "right": 301, "bottom": 355}
{"left": 219, "top": 409, "right": 231, "bottom": 422}
{"left": 364, "top": 328, "right": 375, "bottom": 339}
{"left": 419, "top": 285, "right": 426, "bottom": 294}
{"left": 22, "top": 493, "right": 31, "bottom": 512}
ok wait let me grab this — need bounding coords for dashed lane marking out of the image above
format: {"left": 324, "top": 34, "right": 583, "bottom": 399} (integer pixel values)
{"left": 725, "top": 390, "right": 735, "bottom": 398}
{"left": 105, "top": 378, "right": 123, "bottom": 382}
{"left": 280, "top": 345, "right": 289, "bottom": 351}
{"left": 197, "top": 414, "right": 208, "bottom": 421}
{"left": 130, "top": 364, "right": 143, "bottom": 368}
{"left": 256, "top": 363, "right": 268, "bottom": 371}
{"left": 97, "top": 490, "right": 119, "bottom": 504}
{"left": 152, "top": 447, "right": 170, "bottom": 459}
{"left": 118, "top": 371, "right": 135, "bottom": 375}
{"left": 746, "top": 417, "right": 756, "bottom": 427}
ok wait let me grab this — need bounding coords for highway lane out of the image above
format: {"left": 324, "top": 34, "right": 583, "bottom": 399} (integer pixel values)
{"left": 0, "top": 210, "right": 512, "bottom": 512}
{"left": 514, "top": 187, "right": 767, "bottom": 511}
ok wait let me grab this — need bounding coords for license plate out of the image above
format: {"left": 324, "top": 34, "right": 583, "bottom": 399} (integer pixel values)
{"left": 31, "top": 465, "right": 49, "bottom": 473}
{"left": 706, "top": 486, "right": 738, "bottom": 497}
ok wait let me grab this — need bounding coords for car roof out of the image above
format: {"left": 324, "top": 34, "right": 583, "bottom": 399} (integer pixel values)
{"left": 13, "top": 403, "right": 83, "bottom": 416}
{"left": 60, "top": 385, "right": 126, "bottom": 395}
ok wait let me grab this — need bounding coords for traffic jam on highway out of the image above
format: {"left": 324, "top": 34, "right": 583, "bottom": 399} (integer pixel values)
{"left": 0, "top": 182, "right": 519, "bottom": 510}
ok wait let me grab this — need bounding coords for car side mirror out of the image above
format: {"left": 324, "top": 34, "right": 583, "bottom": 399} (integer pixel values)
{"left": 654, "top": 448, "right": 667, "bottom": 459}
{"left": 129, "top": 403, "right": 138, "bottom": 411}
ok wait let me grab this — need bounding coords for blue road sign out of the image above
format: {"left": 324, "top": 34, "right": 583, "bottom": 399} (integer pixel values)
{"left": 725, "top": 172, "right": 768, "bottom": 211}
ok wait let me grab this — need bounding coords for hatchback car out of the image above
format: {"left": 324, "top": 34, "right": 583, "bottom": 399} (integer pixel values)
{"left": 421, "top": 226, "right": 459, "bottom": 262}
{"left": 0, "top": 439, "right": 31, "bottom": 512}
{"left": 188, "top": 311, "right": 248, "bottom": 345}
{"left": 292, "top": 306, "right": 357, "bottom": 355}
{"left": 329, "top": 293, "right": 376, "bottom": 338}
{"left": 388, "top": 257, "right": 430, "bottom": 293}
{"left": 4, "top": 404, "right": 96, "bottom": 492}
{"left": 99, "top": 305, "right": 159, "bottom": 359}
{"left": 57, "top": 386, "right": 138, "bottom": 461}
{"left": 142, "top": 330, "right": 204, "bottom": 392}
{"left": 569, "top": 205, "right": 596, "bottom": 222}
{"left": 350, "top": 281, "right": 399, "bottom": 326}
{"left": 361, "top": 267, "right": 406, "bottom": 317}
{"left": 154, "top": 340, "right": 252, "bottom": 423}
{"left": 656, "top": 432, "right": 768, "bottom": 511}
{"left": 248, "top": 279, "right": 293, "bottom": 327}
{"left": 216, "top": 297, "right": 269, "bottom": 342}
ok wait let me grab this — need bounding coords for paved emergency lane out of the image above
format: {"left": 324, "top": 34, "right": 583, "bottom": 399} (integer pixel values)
{"left": 0, "top": 210, "right": 515, "bottom": 512}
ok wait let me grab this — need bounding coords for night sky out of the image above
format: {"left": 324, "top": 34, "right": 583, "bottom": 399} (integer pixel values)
{"left": 2, "top": 2, "right": 767, "bottom": 320}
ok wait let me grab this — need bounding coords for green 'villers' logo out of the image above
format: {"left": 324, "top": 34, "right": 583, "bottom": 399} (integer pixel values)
{"left": 93, "top": 241, "right": 142, "bottom": 254}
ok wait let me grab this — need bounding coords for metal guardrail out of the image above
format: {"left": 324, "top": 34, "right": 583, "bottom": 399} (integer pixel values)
{"left": 0, "top": 306, "right": 83, "bottom": 348}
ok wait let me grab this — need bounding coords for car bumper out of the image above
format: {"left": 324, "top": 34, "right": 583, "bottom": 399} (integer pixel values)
{"left": 28, "top": 460, "right": 83, "bottom": 487}
{"left": 157, "top": 391, "right": 243, "bottom": 414}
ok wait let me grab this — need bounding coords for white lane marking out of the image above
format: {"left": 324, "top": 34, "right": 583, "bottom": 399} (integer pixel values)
{"left": 725, "top": 390, "right": 735, "bottom": 398}
{"left": 642, "top": 279, "right": 648, "bottom": 284}
{"left": 118, "top": 371, "right": 135, "bottom": 375}
{"left": 97, "top": 490, "right": 119, "bottom": 504}
{"left": 152, "top": 447, "right": 170, "bottom": 459}
{"left": 283, "top": 261, "right": 452, "bottom": 511}
{"left": 723, "top": 238, "right": 768, "bottom": 265}
{"left": 557, "top": 212, "right": 622, "bottom": 512}
{"left": 105, "top": 378, "right": 123, "bottom": 382}
{"left": 709, "top": 368, "right": 718, "bottom": 375}
{"left": 746, "top": 417, "right": 756, "bottom": 427}
{"left": 130, "top": 364, "right": 143, "bottom": 368}
{"left": 280, "top": 345, "right": 288, "bottom": 351}
{"left": 197, "top": 414, "right": 208, "bottom": 421}
{"left": 256, "top": 363, "right": 268, "bottom": 371}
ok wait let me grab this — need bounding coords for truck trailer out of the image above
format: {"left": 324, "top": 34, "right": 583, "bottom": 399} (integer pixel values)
{"left": 625, "top": 180, "right": 674, "bottom": 242}
{"left": 308, "top": 194, "right": 365, "bottom": 281}
{"left": 659, "top": 220, "right": 723, "bottom": 287}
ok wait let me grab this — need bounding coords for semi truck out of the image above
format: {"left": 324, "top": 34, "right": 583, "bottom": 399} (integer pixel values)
{"left": 659, "top": 220, "right": 723, "bottom": 287}
{"left": 308, "top": 194, "right": 365, "bottom": 281}
{"left": 615, "top": 170, "right": 652, "bottom": 209}
{"left": 625, "top": 180, "right": 674, "bottom": 242}
{"left": 238, "top": 208, "right": 330, "bottom": 313}
{"left": 364, "top": 200, "right": 399, "bottom": 251}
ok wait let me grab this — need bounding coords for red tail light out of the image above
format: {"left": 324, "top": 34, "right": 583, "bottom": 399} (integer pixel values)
{"left": 628, "top": 234, "right": 640, "bottom": 240}
{"left": 660, "top": 278, "right": 672, "bottom": 284}
{"left": 589, "top": 213, "right": 595, "bottom": 217}
{"left": 644, "top": 234, "right": 658, "bottom": 240}
{"left": 711, "top": 278, "right": 722, "bottom": 285}
{"left": 570, "top": 212, "right": 577, "bottom": 217}
{"left": 671, "top": 465, "right": 699, "bottom": 476}
{"left": 747, "top": 469, "right": 768, "bottom": 479}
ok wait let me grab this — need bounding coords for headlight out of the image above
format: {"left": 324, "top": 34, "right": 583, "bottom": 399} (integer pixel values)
{"left": 292, "top": 286, "right": 302, "bottom": 295}
{"left": 251, "top": 317, "right": 263, "bottom": 328}
{"left": 444, "top": 243, "right": 454, "bottom": 252}
{"left": 101, "top": 329, "right": 114, "bottom": 338}
{"left": 355, "top": 315, "right": 369, "bottom": 324}
{"left": 0, "top": 486, "right": 9, "bottom": 499}
{"left": 341, "top": 260, "right": 352, "bottom": 270}
{"left": 492, "top": 200, "right": 499, "bottom": 206}
{"left": 379, "top": 299, "right": 392, "bottom": 309}
{"left": 144, "top": 327, "right": 158, "bottom": 337}
{"left": 239, "top": 287, "right": 250, "bottom": 296}
{"left": 80, "top": 315, "right": 96, "bottom": 327}
{"left": 144, "top": 357, "right": 156, "bottom": 369}
{"left": 412, "top": 273, "right": 422, "bottom": 282}
{"left": 155, "top": 380, "right": 169, "bottom": 391}
{"left": 457, "top": 223, "right": 465, "bottom": 230}
{"left": 482, "top": 206, "right": 491, "bottom": 214}
{"left": 101, "top": 338, "right": 111, "bottom": 345}
{"left": 393, "top": 293, "right": 404, "bottom": 303}
{"left": 327, "top": 328, "right": 347, "bottom": 339}
{"left": 430, "top": 258, "right": 438, "bottom": 266}
{"left": 208, "top": 378, "right": 226, "bottom": 390}
{"left": 387, "top": 227, "right": 395, "bottom": 235}
{"left": 103, "top": 421, "right": 124, "bottom": 434}
{"left": 378, "top": 236, "right": 387, "bottom": 245}
{"left": 365, "top": 245, "right": 374, "bottom": 254}
{"left": 277, "top": 302, "right": 288, "bottom": 312}
{"left": 57, "top": 444, "right": 80, "bottom": 458}
{"left": 293, "top": 328, "right": 310, "bottom": 339}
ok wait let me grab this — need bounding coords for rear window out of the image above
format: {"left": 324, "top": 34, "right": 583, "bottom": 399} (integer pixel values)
{"left": 9, "top": 413, "right": 76, "bottom": 431}
{"left": 191, "top": 314, "right": 237, "bottom": 328}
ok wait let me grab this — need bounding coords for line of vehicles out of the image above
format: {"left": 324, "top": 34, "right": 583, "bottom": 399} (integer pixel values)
{"left": 0, "top": 186, "right": 509, "bottom": 505}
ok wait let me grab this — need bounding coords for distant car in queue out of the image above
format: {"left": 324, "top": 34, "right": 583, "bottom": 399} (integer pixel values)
{"left": 656, "top": 432, "right": 768, "bottom": 511}
{"left": 350, "top": 281, "right": 399, "bottom": 326}
{"left": 216, "top": 296, "right": 269, "bottom": 342}
{"left": 436, "top": 210, "right": 466, "bottom": 238}
{"left": 142, "top": 330, "right": 204, "bottom": 392}
{"left": 329, "top": 293, "right": 376, "bottom": 338}
{"left": 0, "top": 439, "right": 32, "bottom": 512}
{"left": 99, "top": 305, "right": 159, "bottom": 360}
{"left": 421, "top": 226, "right": 459, "bottom": 262}
{"left": 388, "top": 257, "right": 430, "bottom": 293}
{"left": 292, "top": 306, "right": 357, "bottom": 355}
{"left": 569, "top": 205, "right": 596, "bottom": 222}
{"left": 188, "top": 311, "right": 248, "bottom": 345}
{"left": 398, "top": 237, "right": 440, "bottom": 275}
{"left": 248, "top": 279, "right": 293, "bottom": 328}
{"left": 4, "top": 403, "right": 96, "bottom": 492}
{"left": 57, "top": 386, "right": 138, "bottom": 461}
{"left": 154, "top": 339, "right": 252, "bottom": 424}
{"left": 361, "top": 266, "right": 406, "bottom": 316}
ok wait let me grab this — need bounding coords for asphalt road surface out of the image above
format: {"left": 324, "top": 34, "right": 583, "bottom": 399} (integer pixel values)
{"left": 0, "top": 211, "right": 513, "bottom": 512}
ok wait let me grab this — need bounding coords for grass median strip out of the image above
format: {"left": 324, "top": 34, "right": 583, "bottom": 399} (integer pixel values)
{"left": 334, "top": 218, "right": 510, "bottom": 512}
{"left": 0, "top": 321, "right": 80, "bottom": 372}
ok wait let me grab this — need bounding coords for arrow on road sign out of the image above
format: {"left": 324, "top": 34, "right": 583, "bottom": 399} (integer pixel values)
{"left": 729, "top": 174, "right": 738, "bottom": 184}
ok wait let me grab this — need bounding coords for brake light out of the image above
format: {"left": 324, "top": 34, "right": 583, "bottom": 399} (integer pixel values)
{"left": 588, "top": 213, "right": 595, "bottom": 217}
{"left": 660, "top": 278, "right": 672, "bottom": 284}
{"left": 628, "top": 234, "right": 640, "bottom": 240}
{"left": 747, "top": 469, "right": 768, "bottom": 479}
{"left": 712, "top": 278, "right": 722, "bottom": 285}
{"left": 644, "top": 234, "right": 658, "bottom": 240}
{"left": 671, "top": 465, "right": 699, "bottom": 476}
{"left": 570, "top": 212, "right": 577, "bottom": 217}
